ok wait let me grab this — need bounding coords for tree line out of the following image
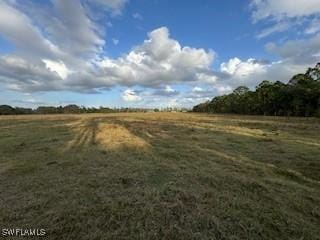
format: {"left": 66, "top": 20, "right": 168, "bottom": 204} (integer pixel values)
{"left": 0, "top": 105, "right": 115, "bottom": 115}
{"left": 0, "top": 104, "right": 189, "bottom": 115}
{"left": 193, "top": 63, "right": 320, "bottom": 117}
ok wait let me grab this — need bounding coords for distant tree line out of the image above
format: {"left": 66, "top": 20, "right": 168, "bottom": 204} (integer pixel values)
{"left": 193, "top": 63, "right": 320, "bottom": 117}
{"left": 0, "top": 104, "right": 189, "bottom": 115}
{"left": 0, "top": 104, "right": 115, "bottom": 115}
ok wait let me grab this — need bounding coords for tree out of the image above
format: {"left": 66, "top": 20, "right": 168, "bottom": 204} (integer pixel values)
{"left": 193, "top": 63, "right": 320, "bottom": 117}
{"left": 63, "top": 105, "right": 81, "bottom": 114}
{"left": 0, "top": 105, "right": 16, "bottom": 115}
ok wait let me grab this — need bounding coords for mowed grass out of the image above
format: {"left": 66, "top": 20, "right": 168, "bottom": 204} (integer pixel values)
{"left": 0, "top": 113, "right": 319, "bottom": 240}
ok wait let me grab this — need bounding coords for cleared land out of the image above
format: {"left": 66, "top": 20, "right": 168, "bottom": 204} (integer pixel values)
{"left": 0, "top": 113, "right": 319, "bottom": 240}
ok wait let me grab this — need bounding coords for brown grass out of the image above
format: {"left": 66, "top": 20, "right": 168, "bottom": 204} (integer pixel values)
{"left": 0, "top": 113, "right": 319, "bottom": 240}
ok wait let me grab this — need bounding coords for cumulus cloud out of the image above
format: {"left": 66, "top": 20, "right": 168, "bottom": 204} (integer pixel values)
{"left": 218, "top": 57, "right": 309, "bottom": 89}
{"left": 220, "top": 58, "right": 267, "bottom": 77}
{"left": 0, "top": 0, "right": 119, "bottom": 92}
{"left": 43, "top": 59, "right": 71, "bottom": 79}
{"left": 0, "top": 0, "right": 105, "bottom": 80}
{"left": 122, "top": 89, "right": 142, "bottom": 102}
{"left": 0, "top": 55, "right": 62, "bottom": 92}
{"left": 96, "top": 27, "right": 216, "bottom": 87}
{"left": 0, "top": 14, "right": 314, "bottom": 101}
{"left": 0, "top": 22, "right": 216, "bottom": 92}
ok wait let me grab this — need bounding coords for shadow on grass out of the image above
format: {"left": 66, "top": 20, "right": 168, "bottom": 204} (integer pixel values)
{"left": 105, "top": 118, "right": 320, "bottom": 183}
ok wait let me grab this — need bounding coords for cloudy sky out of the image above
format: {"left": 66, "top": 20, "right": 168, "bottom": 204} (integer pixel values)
{"left": 0, "top": 0, "right": 320, "bottom": 108}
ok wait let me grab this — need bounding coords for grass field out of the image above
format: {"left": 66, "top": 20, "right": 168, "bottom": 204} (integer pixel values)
{"left": 0, "top": 113, "right": 319, "bottom": 240}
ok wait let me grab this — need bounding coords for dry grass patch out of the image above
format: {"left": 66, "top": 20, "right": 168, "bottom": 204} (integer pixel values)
{"left": 95, "top": 123, "right": 150, "bottom": 151}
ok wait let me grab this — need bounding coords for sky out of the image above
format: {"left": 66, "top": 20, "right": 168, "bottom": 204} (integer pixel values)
{"left": 0, "top": 0, "right": 320, "bottom": 109}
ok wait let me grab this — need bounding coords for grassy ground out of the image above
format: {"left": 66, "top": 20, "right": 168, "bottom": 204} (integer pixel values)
{"left": 0, "top": 113, "right": 319, "bottom": 240}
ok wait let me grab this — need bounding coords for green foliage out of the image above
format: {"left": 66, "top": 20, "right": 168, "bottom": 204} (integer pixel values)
{"left": 0, "top": 105, "right": 189, "bottom": 115}
{"left": 193, "top": 63, "right": 320, "bottom": 117}
{"left": 0, "top": 105, "right": 117, "bottom": 115}
{"left": 0, "top": 105, "right": 32, "bottom": 115}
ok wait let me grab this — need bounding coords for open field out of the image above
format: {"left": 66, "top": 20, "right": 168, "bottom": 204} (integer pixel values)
{"left": 0, "top": 113, "right": 319, "bottom": 240}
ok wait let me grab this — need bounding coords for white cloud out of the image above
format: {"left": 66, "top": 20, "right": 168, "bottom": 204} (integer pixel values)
{"left": 48, "top": 0, "right": 105, "bottom": 60}
{"left": 251, "top": 0, "right": 320, "bottom": 22}
{"left": 305, "top": 18, "right": 320, "bottom": 34}
{"left": 132, "top": 12, "right": 143, "bottom": 20}
{"left": 122, "top": 89, "right": 142, "bottom": 102}
{"left": 43, "top": 59, "right": 71, "bottom": 79}
{"left": 246, "top": 0, "right": 320, "bottom": 89}
{"left": 216, "top": 85, "right": 233, "bottom": 95}
{"left": 164, "top": 85, "right": 174, "bottom": 93}
{"left": 0, "top": 1, "right": 62, "bottom": 61}
{"left": 87, "top": 0, "right": 128, "bottom": 15}
{"left": 0, "top": 55, "right": 62, "bottom": 92}
{"left": 265, "top": 34, "right": 320, "bottom": 65}
{"left": 251, "top": 0, "right": 320, "bottom": 39}
{"left": 178, "top": 85, "right": 233, "bottom": 107}
{"left": 192, "top": 86, "right": 204, "bottom": 92}
{"left": 219, "top": 57, "right": 309, "bottom": 89}
{"left": 153, "top": 85, "right": 179, "bottom": 96}
{"left": 0, "top": 0, "right": 106, "bottom": 73}
{"left": 96, "top": 27, "right": 215, "bottom": 87}
{"left": 0, "top": 0, "right": 118, "bottom": 92}
{"left": 256, "top": 22, "right": 290, "bottom": 39}
{"left": 220, "top": 58, "right": 266, "bottom": 77}
{"left": 0, "top": 16, "right": 314, "bottom": 98}
{"left": 196, "top": 72, "right": 217, "bottom": 83}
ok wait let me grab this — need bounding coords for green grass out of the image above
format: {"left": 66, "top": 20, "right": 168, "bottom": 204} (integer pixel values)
{"left": 0, "top": 113, "right": 319, "bottom": 240}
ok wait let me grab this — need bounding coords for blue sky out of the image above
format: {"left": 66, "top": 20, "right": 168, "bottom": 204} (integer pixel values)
{"left": 0, "top": 0, "right": 320, "bottom": 108}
